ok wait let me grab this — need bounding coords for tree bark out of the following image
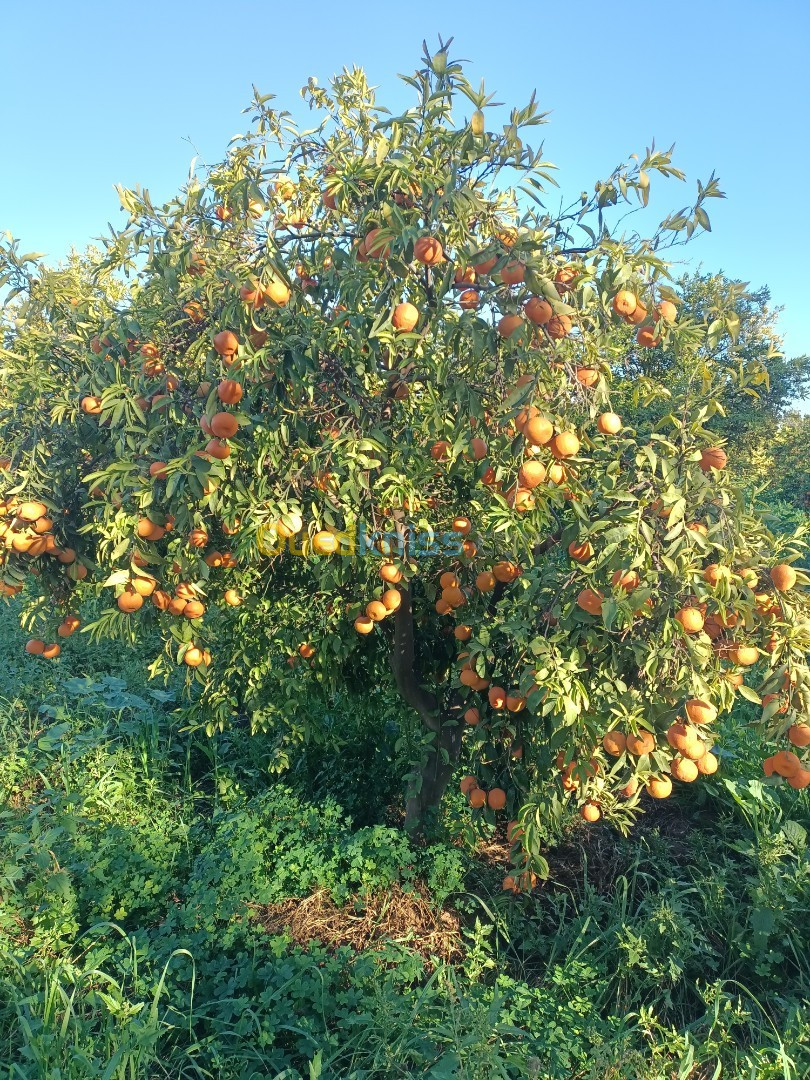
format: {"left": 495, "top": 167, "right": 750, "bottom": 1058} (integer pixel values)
{"left": 390, "top": 586, "right": 462, "bottom": 831}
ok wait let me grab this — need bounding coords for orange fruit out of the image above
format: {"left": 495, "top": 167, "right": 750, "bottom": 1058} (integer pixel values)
{"left": 488, "top": 685, "right": 507, "bottom": 709}
{"left": 611, "top": 569, "right": 640, "bottom": 592}
{"left": 454, "top": 624, "right": 472, "bottom": 641}
{"left": 699, "top": 447, "right": 727, "bottom": 471}
{"left": 487, "top": 788, "right": 507, "bottom": 810}
{"left": 671, "top": 756, "right": 699, "bottom": 782}
{"left": 382, "top": 589, "right": 402, "bottom": 612}
{"left": 568, "top": 539, "right": 593, "bottom": 562}
{"left": 469, "top": 787, "right": 487, "bottom": 808}
{"left": 575, "top": 367, "right": 599, "bottom": 388}
{"left": 612, "top": 291, "right": 637, "bottom": 317}
{"left": 550, "top": 432, "right": 580, "bottom": 459}
{"left": 312, "top": 531, "right": 338, "bottom": 555}
{"left": 264, "top": 279, "right": 291, "bottom": 306}
{"left": 787, "top": 723, "right": 810, "bottom": 748}
{"left": 524, "top": 415, "right": 554, "bottom": 446}
{"left": 602, "top": 730, "right": 627, "bottom": 756}
{"left": 452, "top": 517, "right": 472, "bottom": 536}
{"left": 209, "top": 412, "right": 239, "bottom": 439}
{"left": 476, "top": 571, "right": 496, "bottom": 593}
{"left": 354, "top": 615, "right": 374, "bottom": 634}
{"left": 464, "top": 707, "right": 480, "bottom": 726}
{"left": 431, "top": 440, "right": 451, "bottom": 461}
{"left": 729, "top": 645, "right": 759, "bottom": 666}
{"left": 117, "top": 588, "right": 144, "bottom": 613}
{"left": 392, "top": 302, "right": 419, "bottom": 332}
{"left": 492, "top": 561, "right": 520, "bottom": 583}
{"left": 546, "top": 314, "right": 572, "bottom": 339}
{"left": 439, "top": 571, "right": 459, "bottom": 590}
{"left": 581, "top": 800, "right": 601, "bottom": 822}
{"left": 458, "top": 289, "right": 479, "bottom": 310}
{"left": 217, "top": 379, "right": 242, "bottom": 404}
{"left": 500, "top": 261, "right": 525, "bottom": 286}
{"left": 498, "top": 314, "right": 524, "bottom": 339}
{"left": 518, "top": 460, "right": 547, "bottom": 488}
{"left": 770, "top": 564, "right": 797, "bottom": 592}
{"left": 183, "top": 600, "right": 205, "bottom": 619}
{"left": 524, "top": 297, "right": 552, "bottom": 325}
{"left": 771, "top": 750, "right": 801, "bottom": 777}
{"left": 188, "top": 528, "right": 208, "bottom": 548}
{"left": 184, "top": 646, "right": 204, "bottom": 667}
{"left": 25, "top": 639, "right": 45, "bottom": 655}
{"left": 675, "top": 607, "right": 704, "bottom": 634}
{"left": 597, "top": 412, "right": 621, "bottom": 435}
{"left": 646, "top": 775, "right": 672, "bottom": 799}
{"left": 442, "top": 586, "right": 466, "bottom": 608}
{"left": 576, "top": 588, "right": 603, "bottom": 616}
{"left": 413, "top": 236, "right": 443, "bottom": 265}
{"left": 366, "top": 600, "right": 388, "bottom": 622}
{"left": 205, "top": 439, "right": 230, "bottom": 460}
{"left": 656, "top": 300, "right": 677, "bottom": 323}
{"left": 380, "top": 562, "right": 402, "bottom": 584}
{"left": 41, "top": 643, "right": 61, "bottom": 659}
{"left": 787, "top": 770, "right": 810, "bottom": 790}
{"left": 213, "top": 330, "right": 239, "bottom": 357}
{"left": 626, "top": 730, "right": 656, "bottom": 756}
{"left": 696, "top": 752, "right": 718, "bottom": 775}
{"left": 685, "top": 699, "right": 717, "bottom": 725}
{"left": 223, "top": 589, "right": 242, "bottom": 607}
{"left": 635, "top": 326, "right": 660, "bottom": 348}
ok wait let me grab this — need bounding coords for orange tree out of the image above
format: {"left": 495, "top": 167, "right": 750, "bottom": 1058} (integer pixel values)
{"left": 2, "top": 42, "right": 809, "bottom": 875}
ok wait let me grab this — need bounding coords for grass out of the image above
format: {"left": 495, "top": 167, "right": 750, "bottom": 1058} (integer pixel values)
{"left": 0, "top": 598, "right": 808, "bottom": 1078}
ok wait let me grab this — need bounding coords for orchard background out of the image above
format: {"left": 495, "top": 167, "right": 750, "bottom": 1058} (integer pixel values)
{"left": 1, "top": 34, "right": 809, "bottom": 1080}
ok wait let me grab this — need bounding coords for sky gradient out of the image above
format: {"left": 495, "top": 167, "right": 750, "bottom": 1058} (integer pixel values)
{"left": 2, "top": 1, "right": 808, "bottom": 372}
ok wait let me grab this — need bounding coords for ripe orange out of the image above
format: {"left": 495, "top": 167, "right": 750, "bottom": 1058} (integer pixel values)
{"left": 354, "top": 615, "right": 374, "bottom": 634}
{"left": 568, "top": 539, "right": 593, "bottom": 562}
{"left": 264, "top": 279, "right": 291, "bottom": 306}
{"left": 787, "top": 723, "right": 810, "bottom": 748}
{"left": 460, "top": 775, "right": 479, "bottom": 795}
{"left": 223, "top": 589, "right": 243, "bottom": 607}
{"left": 381, "top": 562, "right": 403, "bottom": 584}
{"left": 699, "top": 447, "right": 727, "bottom": 471}
{"left": 524, "top": 297, "right": 552, "bottom": 325}
{"left": 469, "top": 787, "right": 487, "bottom": 808}
{"left": 597, "top": 412, "right": 621, "bottom": 435}
{"left": 626, "top": 730, "right": 656, "bottom": 756}
{"left": 546, "top": 314, "right": 572, "bottom": 340}
{"left": 611, "top": 569, "right": 640, "bottom": 592}
{"left": 452, "top": 517, "right": 472, "bottom": 536}
{"left": 656, "top": 300, "right": 677, "bottom": 323}
{"left": 612, "top": 291, "right": 638, "bottom": 317}
{"left": 118, "top": 588, "right": 144, "bottom": 613}
{"left": 205, "top": 439, "right": 230, "bottom": 460}
{"left": 602, "top": 730, "right": 627, "bottom": 756}
{"left": 500, "top": 261, "right": 525, "bottom": 286}
{"left": 392, "top": 302, "right": 419, "bottom": 332}
{"left": 464, "top": 707, "right": 480, "bottom": 725}
{"left": 635, "top": 326, "right": 660, "bottom": 348}
{"left": 671, "top": 756, "right": 699, "bottom": 782}
{"left": 41, "top": 643, "right": 61, "bottom": 659}
{"left": 18, "top": 501, "right": 48, "bottom": 522}
{"left": 183, "top": 600, "right": 205, "bottom": 619}
{"left": 696, "top": 752, "right": 719, "bottom": 775}
{"left": 488, "top": 685, "right": 507, "bottom": 709}
{"left": 550, "top": 431, "right": 580, "bottom": 459}
{"left": 431, "top": 440, "right": 451, "bottom": 461}
{"left": 576, "top": 589, "right": 603, "bottom": 616}
{"left": 458, "top": 289, "right": 479, "bottom": 310}
{"left": 524, "top": 415, "right": 554, "bottom": 446}
{"left": 493, "top": 561, "right": 520, "bottom": 583}
{"left": 382, "top": 589, "right": 402, "bottom": 612}
{"left": 131, "top": 575, "right": 157, "bottom": 597}
{"left": 646, "top": 775, "right": 672, "bottom": 799}
{"left": 621, "top": 777, "right": 639, "bottom": 798}
{"left": 213, "top": 330, "right": 239, "bottom": 357}
{"left": 729, "top": 645, "right": 759, "bottom": 666}
{"left": 518, "top": 460, "right": 547, "bottom": 488}
{"left": 685, "top": 699, "right": 717, "bottom": 725}
{"left": 470, "top": 437, "right": 487, "bottom": 460}
{"left": 413, "top": 236, "right": 444, "bottom": 265}
{"left": 366, "top": 600, "right": 388, "bottom": 622}
{"left": 488, "top": 787, "right": 507, "bottom": 810}
{"left": 498, "top": 314, "right": 524, "bottom": 339}
{"left": 442, "top": 586, "right": 466, "bottom": 608}
{"left": 787, "top": 770, "right": 810, "bottom": 789}
{"left": 364, "top": 228, "right": 391, "bottom": 259}
{"left": 436, "top": 599, "right": 453, "bottom": 615}
{"left": 25, "top": 639, "right": 45, "bottom": 655}
{"left": 184, "top": 646, "right": 204, "bottom": 667}
{"left": 581, "top": 800, "right": 601, "bottom": 822}
{"left": 217, "top": 379, "right": 242, "bottom": 404}
{"left": 188, "top": 528, "right": 208, "bottom": 548}
{"left": 454, "top": 267, "right": 477, "bottom": 288}
{"left": 575, "top": 367, "right": 599, "bottom": 388}
{"left": 476, "top": 571, "right": 496, "bottom": 592}
{"left": 312, "top": 531, "right": 338, "bottom": 555}
{"left": 276, "top": 513, "right": 303, "bottom": 539}
{"left": 439, "top": 571, "right": 459, "bottom": 590}
{"left": 771, "top": 750, "right": 801, "bottom": 777}
{"left": 454, "top": 624, "right": 472, "bottom": 641}
{"left": 675, "top": 607, "right": 704, "bottom": 634}
{"left": 770, "top": 564, "right": 797, "bottom": 592}
{"left": 209, "top": 412, "right": 239, "bottom": 439}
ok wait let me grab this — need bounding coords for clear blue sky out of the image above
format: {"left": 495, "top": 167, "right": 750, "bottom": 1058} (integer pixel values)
{"left": 2, "top": 0, "right": 808, "bottom": 366}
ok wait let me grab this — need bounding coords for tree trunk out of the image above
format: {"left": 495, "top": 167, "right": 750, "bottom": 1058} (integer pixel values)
{"left": 403, "top": 715, "right": 463, "bottom": 831}
{"left": 389, "top": 586, "right": 462, "bottom": 833}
